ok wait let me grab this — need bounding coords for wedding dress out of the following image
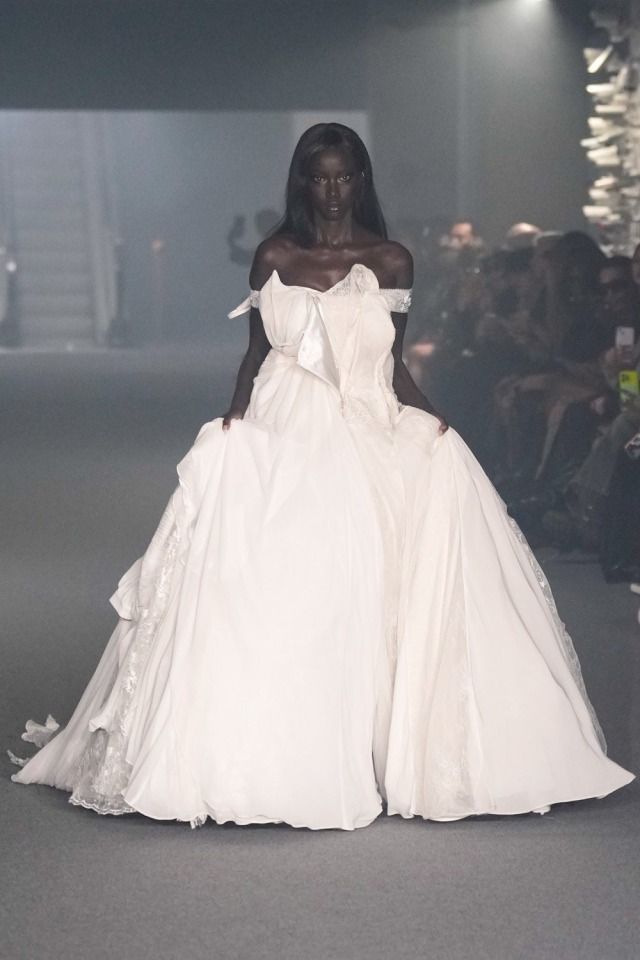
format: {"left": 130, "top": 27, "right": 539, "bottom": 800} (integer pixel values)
{"left": 11, "top": 263, "right": 634, "bottom": 829}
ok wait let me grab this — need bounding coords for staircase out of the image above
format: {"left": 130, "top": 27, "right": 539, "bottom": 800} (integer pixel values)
{"left": 1, "top": 112, "right": 116, "bottom": 348}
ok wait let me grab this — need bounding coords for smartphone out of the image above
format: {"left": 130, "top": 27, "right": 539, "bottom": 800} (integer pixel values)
{"left": 615, "top": 326, "right": 635, "bottom": 349}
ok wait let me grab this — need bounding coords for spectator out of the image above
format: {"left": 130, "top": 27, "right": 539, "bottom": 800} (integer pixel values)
{"left": 505, "top": 222, "right": 543, "bottom": 250}
{"left": 494, "top": 233, "right": 609, "bottom": 497}
{"left": 441, "top": 219, "right": 484, "bottom": 255}
{"left": 405, "top": 218, "right": 486, "bottom": 394}
{"left": 555, "top": 256, "right": 640, "bottom": 574}
{"left": 598, "top": 255, "right": 640, "bottom": 345}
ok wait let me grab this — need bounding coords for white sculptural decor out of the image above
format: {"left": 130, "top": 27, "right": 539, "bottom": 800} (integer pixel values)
{"left": 583, "top": 0, "right": 640, "bottom": 254}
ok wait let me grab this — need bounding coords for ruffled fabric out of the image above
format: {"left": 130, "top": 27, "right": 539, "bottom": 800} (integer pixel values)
{"left": 12, "top": 263, "right": 635, "bottom": 828}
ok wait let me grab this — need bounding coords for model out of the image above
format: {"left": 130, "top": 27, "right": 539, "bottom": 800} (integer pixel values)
{"left": 11, "top": 123, "right": 634, "bottom": 828}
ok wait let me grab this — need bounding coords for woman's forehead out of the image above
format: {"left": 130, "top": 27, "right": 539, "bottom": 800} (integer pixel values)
{"left": 309, "top": 147, "right": 356, "bottom": 171}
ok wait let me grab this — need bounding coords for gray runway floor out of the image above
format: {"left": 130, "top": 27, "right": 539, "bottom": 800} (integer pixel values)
{"left": 1, "top": 345, "right": 639, "bottom": 960}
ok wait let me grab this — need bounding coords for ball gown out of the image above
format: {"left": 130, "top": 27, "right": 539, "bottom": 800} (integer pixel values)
{"left": 11, "top": 263, "right": 635, "bottom": 829}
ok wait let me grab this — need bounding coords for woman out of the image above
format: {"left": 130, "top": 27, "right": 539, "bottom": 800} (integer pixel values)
{"left": 11, "top": 124, "right": 634, "bottom": 829}
{"left": 494, "top": 232, "right": 611, "bottom": 489}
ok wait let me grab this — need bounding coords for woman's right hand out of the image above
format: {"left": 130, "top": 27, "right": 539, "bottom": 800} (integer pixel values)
{"left": 222, "top": 407, "right": 245, "bottom": 431}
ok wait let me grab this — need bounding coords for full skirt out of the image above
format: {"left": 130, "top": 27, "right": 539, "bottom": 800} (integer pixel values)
{"left": 12, "top": 391, "right": 635, "bottom": 828}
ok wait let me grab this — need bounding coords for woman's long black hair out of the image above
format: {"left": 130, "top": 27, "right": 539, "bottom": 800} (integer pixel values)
{"left": 272, "top": 123, "right": 388, "bottom": 248}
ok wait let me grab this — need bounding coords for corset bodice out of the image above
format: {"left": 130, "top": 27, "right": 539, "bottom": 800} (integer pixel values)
{"left": 229, "top": 263, "right": 411, "bottom": 427}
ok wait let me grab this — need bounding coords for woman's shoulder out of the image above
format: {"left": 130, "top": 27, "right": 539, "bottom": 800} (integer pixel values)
{"left": 373, "top": 240, "right": 413, "bottom": 289}
{"left": 250, "top": 235, "right": 298, "bottom": 289}
{"left": 249, "top": 234, "right": 413, "bottom": 290}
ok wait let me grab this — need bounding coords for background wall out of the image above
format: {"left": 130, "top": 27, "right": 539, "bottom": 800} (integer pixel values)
{"left": 0, "top": 0, "right": 595, "bottom": 342}
{"left": 369, "top": 0, "right": 593, "bottom": 241}
{"left": 110, "top": 110, "right": 369, "bottom": 340}
{"left": 111, "top": 111, "right": 292, "bottom": 341}
{"left": 0, "top": 0, "right": 369, "bottom": 110}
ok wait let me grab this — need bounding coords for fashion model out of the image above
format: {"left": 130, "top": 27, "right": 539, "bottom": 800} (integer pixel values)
{"left": 11, "top": 123, "right": 635, "bottom": 828}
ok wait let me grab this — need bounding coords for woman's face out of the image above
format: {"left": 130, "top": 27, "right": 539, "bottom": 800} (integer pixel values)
{"left": 307, "top": 147, "right": 361, "bottom": 222}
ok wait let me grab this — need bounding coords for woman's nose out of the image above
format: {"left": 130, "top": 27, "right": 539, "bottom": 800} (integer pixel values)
{"left": 326, "top": 181, "right": 339, "bottom": 199}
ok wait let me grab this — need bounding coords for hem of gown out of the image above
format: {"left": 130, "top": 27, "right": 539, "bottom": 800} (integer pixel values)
{"left": 15, "top": 772, "right": 635, "bottom": 828}
{"left": 386, "top": 770, "right": 636, "bottom": 822}
{"left": 56, "top": 784, "right": 383, "bottom": 831}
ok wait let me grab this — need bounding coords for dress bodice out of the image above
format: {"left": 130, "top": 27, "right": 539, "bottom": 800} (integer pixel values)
{"left": 229, "top": 263, "right": 411, "bottom": 427}
{"left": 243, "top": 266, "right": 412, "bottom": 314}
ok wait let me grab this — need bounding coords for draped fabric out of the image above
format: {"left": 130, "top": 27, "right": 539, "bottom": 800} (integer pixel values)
{"left": 12, "top": 264, "right": 634, "bottom": 829}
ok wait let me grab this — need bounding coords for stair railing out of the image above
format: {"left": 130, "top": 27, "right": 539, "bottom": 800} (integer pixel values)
{"left": 0, "top": 113, "right": 20, "bottom": 347}
{"left": 101, "top": 114, "right": 127, "bottom": 346}
{"left": 80, "top": 113, "right": 126, "bottom": 346}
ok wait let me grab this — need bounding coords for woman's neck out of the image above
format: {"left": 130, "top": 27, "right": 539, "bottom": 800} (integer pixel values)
{"left": 313, "top": 214, "right": 355, "bottom": 248}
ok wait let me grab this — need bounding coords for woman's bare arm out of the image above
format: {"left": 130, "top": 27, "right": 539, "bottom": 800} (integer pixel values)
{"left": 391, "top": 313, "right": 448, "bottom": 432}
{"left": 386, "top": 244, "right": 448, "bottom": 433}
{"left": 222, "top": 240, "right": 283, "bottom": 430}
{"left": 222, "top": 308, "right": 271, "bottom": 429}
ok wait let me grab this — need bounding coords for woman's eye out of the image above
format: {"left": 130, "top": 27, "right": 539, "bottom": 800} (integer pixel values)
{"left": 311, "top": 175, "right": 325, "bottom": 183}
{"left": 339, "top": 175, "right": 352, "bottom": 182}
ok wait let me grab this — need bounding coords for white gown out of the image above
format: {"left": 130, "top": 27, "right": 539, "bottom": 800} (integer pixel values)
{"left": 11, "top": 263, "right": 635, "bottom": 829}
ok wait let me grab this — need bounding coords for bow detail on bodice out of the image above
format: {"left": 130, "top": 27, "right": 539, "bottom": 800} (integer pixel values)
{"left": 227, "top": 264, "right": 406, "bottom": 404}
{"left": 292, "top": 292, "right": 341, "bottom": 391}
{"left": 227, "top": 270, "right": 370, "bottom": 394}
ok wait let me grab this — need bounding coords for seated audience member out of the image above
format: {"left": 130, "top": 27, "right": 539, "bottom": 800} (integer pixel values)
{"left": 404, "top": 217, "right": 486, "bottom": 385}
{"left": 504, "top": 222, "right": 543, "bottom": 250}
{"left": 494, "top": 232, "right": 609, "bottom": 499}
{"left": 599, "top": 440, "right": 640, "bottom": 582}
{"left": 477, "top": 247, "right": 550, "bottom": 363}
{"left": 557, "top": 256, "right": 640, "bottom": 574}
{"left": 598, "top": 254, "right": 640, "bottom": 338}
{"left": 542, "top": 254, "right": 638, "bottom": 477}
{"left": 422, "top": 247, "right": 542, "bottom": 468}
{"left": 539, "top": 231, "right": 609, "bottom": 360}
{"left": 441, "top": 219, "right": 485, "bottom": 256}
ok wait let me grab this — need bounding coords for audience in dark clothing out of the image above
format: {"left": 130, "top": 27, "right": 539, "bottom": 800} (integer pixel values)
{"left": 404, "top": 223, "right": 640, "bottom": 583}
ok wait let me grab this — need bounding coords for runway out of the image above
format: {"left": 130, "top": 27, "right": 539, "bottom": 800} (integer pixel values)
{"left": 2, "top": 344, "right": 639, "bottom": 960}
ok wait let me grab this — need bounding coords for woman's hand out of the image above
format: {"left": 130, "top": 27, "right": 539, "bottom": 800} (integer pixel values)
{"left": 222, "top": 407, "right": 245, "bottom": 431}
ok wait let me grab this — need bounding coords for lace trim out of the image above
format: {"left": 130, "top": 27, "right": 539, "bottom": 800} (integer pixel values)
{"left": 380, "top": 289, "right": 412, "bottom": 313}
{"left": 507, "top": 517, "right": 607, "bottom": 753}
{"left": 68, "top": 516, "right": 182, "bottom": 816}
{"left": 69, "top": 792, "right": 135, "bottom": 817}
{"left": 69, "top": 793, "right": 207, "bottom": 829}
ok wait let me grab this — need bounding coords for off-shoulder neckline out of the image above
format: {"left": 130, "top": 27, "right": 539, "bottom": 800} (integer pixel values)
{"left": 265, "top": 262, "right": 397, "bottom": 295}
{"left": 229, "top": 267, "right": 411, "bottom": 319}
